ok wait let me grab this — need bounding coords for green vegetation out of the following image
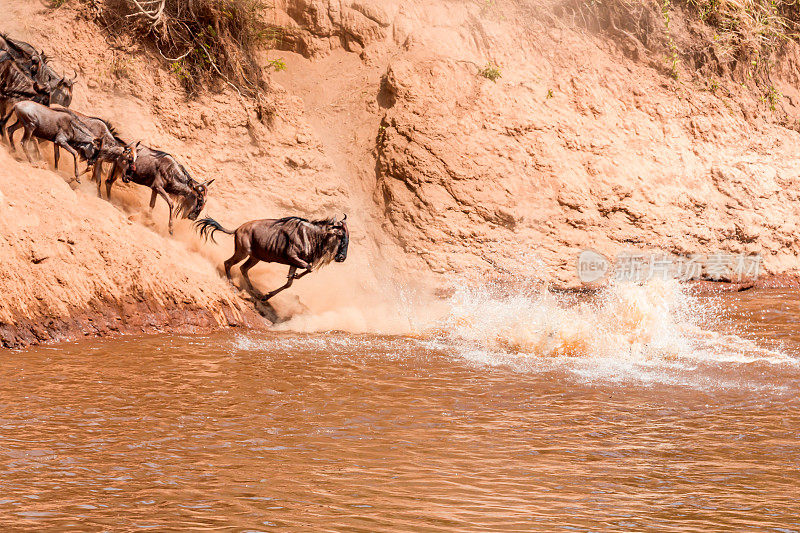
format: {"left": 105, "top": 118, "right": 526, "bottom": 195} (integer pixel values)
{"left": 171, "top": 60, "right": 190, "bottom": 83}
{"left": 763, "top": 84, "right": 782, "bottom": 110}
{"left": 661, "top": 0, "right": 680, "bottom": 79}
{"left": 479, "top": 62, "right": 502, "bottom": 82}
{"left": 266, "top": 58, "right": 286, "bottom": 72}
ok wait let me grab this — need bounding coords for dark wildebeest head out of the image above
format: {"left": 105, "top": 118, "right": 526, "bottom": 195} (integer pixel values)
{"left": 182, "top": 178, "right": 214, "bottom": 221}
{"left": 284, "top": 215, "right": 349, "bottom": 267}
{"left": 27, "top": 51, "right": 43, "bottom": 77}
{"left": 73, "top": 136, "right": 103, "bottom": 166}
{"left": 120, "top": 141, "right": 137, "bottom": 173}
{"left": 48, "top": 71, "right": 76, "bottom": 107}
{"left": 331, "top": 214, "right": 349, "bottom": 262}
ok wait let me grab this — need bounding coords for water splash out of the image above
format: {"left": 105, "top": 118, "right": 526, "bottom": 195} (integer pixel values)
{"left": 262, "top": 257, "right": 796, "bottom": 390}
{"left": 436, "top": 279, "right": 701, "bottom": 359}
{"left": 428, "top": 278, "right": 797, "bottom": 389}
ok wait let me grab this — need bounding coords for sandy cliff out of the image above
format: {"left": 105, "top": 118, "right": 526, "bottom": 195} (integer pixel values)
{"left": 268, "top": 0, "right": 800, "bottom": 285}
{"left": 3, "top": 0, "right": 800, "bottom": 346}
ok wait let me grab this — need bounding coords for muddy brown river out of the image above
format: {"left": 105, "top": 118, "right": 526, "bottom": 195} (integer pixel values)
{"left": 1, "top": 283, "right": 799, "bottom": 531}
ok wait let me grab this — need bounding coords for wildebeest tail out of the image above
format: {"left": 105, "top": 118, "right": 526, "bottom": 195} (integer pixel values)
{"left": 194, "top": 217, "right": 234, "bottom": 244}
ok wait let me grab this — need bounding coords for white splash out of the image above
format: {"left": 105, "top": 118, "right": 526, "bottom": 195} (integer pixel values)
{"left": 429, "top": 278, "right": 797, "bottom": 389}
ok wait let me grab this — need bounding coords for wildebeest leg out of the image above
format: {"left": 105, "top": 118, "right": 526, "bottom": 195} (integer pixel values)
{"left": 239, "top": 256, "right": 265, "bottom": 298}
{"left": 0, "top": 102, "right": 13, "bottom": 144}
{"left": 94, "top": 161, "right": 104, "bottom": 197}
{"left": 53, "top": 134, "right": 81, "bottom": 183}
{"left": 6, "top": 118, "right": 22, "bottom": 152}
{"left": 263, "top": 266, "right": 298, "bottom": 301}
{"left": 153, "top": 186, "right": 174, "bottom": 235}
{"left": 293, "top": 269, "right": 312, "bottom": 280}
{"left": 53, "top": 144, "right": 59, "bottom": 170}
{"left": 223, "top": 245, "right": 248, "bottom": 283}
{"left": 20, "top": 126, "right": 37, "bottom": 165}
{"left": 149, "top": 189, "right": 158, "bottom": 209}
{"left": 285, "top": 251, "right": 312, "bottom": 272}
{"left": 105, "top": 163, "right": 120, "bottom": 199}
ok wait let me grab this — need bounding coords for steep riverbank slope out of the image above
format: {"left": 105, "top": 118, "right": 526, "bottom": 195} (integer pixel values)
{"left": 3, "top": 0, "right": 800, "bottom": 346}
{"left": 265, "top": 0, "right": 800, "bottom": 285}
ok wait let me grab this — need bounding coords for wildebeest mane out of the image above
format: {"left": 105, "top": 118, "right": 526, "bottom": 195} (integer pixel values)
{"left": 149, "top": 148, "right": 172, "bottom": 159}
{"left": 267, "top": 216, "right": 340, "bottom": 269}
{"left": 98, "top": 117, "right": 118, "bottom": 138}
{"left": 100, "top": 120, "right": 129, "bottom": 147}
{"left": 275, "top": 216, "right": 336, "bottom": 226}
{"left": 54, "top": 107, "right": 98, "bottom": 140}
{"left": 63, "top": 109, "right": 120, "bottom": 142}
{"left": 150, "top": 150, "right": 197, "bottom": 186}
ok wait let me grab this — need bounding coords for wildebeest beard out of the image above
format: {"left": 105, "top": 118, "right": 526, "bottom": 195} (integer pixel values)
{"left": 79, "top": 142, "right": 99, "bottom": 165}
{"left": 335, "top": 224, "right": 349, "bottom": 262}
{"left": 176, "top": 193, "right": 203, "bottom": 221}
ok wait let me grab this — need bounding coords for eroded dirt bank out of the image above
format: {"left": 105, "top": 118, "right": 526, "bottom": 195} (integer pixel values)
{"left": 4, "top": 0, "right": 800, "bottom": 347}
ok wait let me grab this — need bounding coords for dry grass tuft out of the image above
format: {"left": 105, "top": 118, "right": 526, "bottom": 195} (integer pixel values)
{"left": 94, "top": 0, "right": 269, "bottom": 95}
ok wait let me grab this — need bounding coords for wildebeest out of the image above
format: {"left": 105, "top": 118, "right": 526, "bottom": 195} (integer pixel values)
{"left": 105, "top": 143, "right": 212, "bottom": 235}
{"left": 0, "top": 34, "right": 75, "bottom": 106}
{"left": 0, "top": 58, "right": 49, "bottom": 100}
{"left": 0, "top": 36, "right": 44, "bottom": 79}
{"left": 0, "top": 34, "right": 40, "bottom": 64}
{"left": 50, "top": 106, "right": 136, "bottom": 193}
{"left": 0, "top": 59, "right": 51, "bottom": 139}
{"left": 4, "top": 100, "right": 100, "bottom": 182}
{"left": 195, "top": 215, "right": 349, "bottom": 300}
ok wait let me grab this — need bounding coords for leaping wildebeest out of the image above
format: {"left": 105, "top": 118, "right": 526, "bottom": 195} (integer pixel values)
{"left": 3, "top": 100, "right": 100, "bottom": 182}
{"left": 105, "top": 143, "right": 212, "bottom": 235}
{"left": 195, "top": 215, "right": 349, "bottom": 300}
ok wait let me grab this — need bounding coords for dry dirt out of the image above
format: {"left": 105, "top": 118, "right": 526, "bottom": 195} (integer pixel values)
{"left": 3, "top": 0, "right": 800, "bottom": 346}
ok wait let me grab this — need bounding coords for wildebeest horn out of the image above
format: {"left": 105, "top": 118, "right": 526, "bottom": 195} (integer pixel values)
{"left": 71, "top": 69, "right": 78, "bottom": 82}
{"left": 342, "top": 214, "right": 347, "bottom": 223}
{"left": 201, "top": 179, "right": 215, "bottom": 187}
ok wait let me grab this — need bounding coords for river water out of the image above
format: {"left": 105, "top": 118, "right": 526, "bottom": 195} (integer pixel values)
{"left": 1, "top": 282, "right": 799, "bottom": 531}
